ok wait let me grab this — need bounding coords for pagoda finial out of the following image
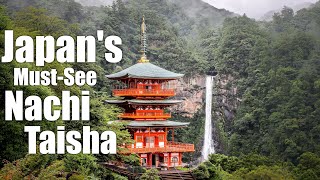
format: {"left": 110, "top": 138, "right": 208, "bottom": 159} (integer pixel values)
{"left": 138, "top": 15, "right": 149, "bottom": 63}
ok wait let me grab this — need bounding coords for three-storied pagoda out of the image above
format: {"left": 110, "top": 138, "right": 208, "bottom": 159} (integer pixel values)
{"left": 106, "top": 17, "right": 194, "bottom": 169}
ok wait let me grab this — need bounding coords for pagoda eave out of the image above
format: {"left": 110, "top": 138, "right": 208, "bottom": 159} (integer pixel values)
{"left": 125, "top": 120, "right": 189, "bottom": 128}
{"left": 105, "top": 99, "right": 183, "bottom": 105}
{"left": 106, "top": 76, "right": 180, "bottom": 80}
{"left": 105, "top": 62, "right": 184, "bottom": 80}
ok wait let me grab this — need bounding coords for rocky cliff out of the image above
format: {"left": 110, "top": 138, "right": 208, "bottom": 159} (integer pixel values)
{"left": 172, "top": 74, "right": 238, "bottom": 119}
{"left": 171, "top": 75, "right": 206, "bottom": 117}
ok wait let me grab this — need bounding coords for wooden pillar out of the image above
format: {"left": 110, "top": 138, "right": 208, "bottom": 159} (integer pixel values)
{"left": 179, "top": 153, "right": 182, "bottom": 165}
{"left": 165, "top": 127, "right": 168, "bottom": 147}
{"left": 172, "top": 129, "right": 174, "bottom": 142}
{"left": 134, "top": 131, "right": 136, "bottom": 148}
{"left": 148, "top": 127, "right": 151, "bottom": 150}
{"left": 156, "top": 154, "right": 159, "bottom": 167}
{"left": 148, "top": 153, "right": 151, "bottom": 167}
{"left": 168, "top": 153, "right": 171, "bottom": 167}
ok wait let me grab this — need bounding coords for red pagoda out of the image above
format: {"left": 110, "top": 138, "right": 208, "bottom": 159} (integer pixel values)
{"left": 106, "top": 17, "right": 194, "bottom": 168}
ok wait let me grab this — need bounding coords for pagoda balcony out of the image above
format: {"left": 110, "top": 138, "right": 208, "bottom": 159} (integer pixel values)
{"left": 119, "top": 112, "right": 171, "bottom": 119}
{"left": 121, "top": 141, "right": 195, "bottom": 154}
{"left": 113, "top": 89, "right": 175, "bottom": 97}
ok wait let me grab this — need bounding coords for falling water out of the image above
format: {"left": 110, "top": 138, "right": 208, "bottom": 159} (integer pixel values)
{"left": 202, "top": 76, "right": 215, "bottom": 161}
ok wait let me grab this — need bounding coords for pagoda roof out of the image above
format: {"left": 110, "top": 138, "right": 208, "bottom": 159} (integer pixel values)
{"left": 127, "top": 120, "right": 189, "bottom": 128}
{"left": 105, "top": 99, "right": 183, "bottom": 105}
{"left": 106, "top": 62, "right": 184, "bottom": 79}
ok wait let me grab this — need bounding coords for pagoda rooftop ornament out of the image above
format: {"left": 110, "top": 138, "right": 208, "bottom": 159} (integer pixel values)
{"left": 138, "top": 15, "right": 149, "bottom": 63}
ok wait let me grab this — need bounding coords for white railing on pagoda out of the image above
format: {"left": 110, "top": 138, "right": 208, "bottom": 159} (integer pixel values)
{"left": 119, "top": 112, "right": 171, "bottom": 119}
{"left": 113, "top": 89, "right": 175, "bottom": 97}
{"left": 121, "top": 141, "right": 195, "bottom": 154}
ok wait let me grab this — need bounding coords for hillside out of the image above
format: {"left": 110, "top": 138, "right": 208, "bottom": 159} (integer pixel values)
{"left": 74, "top": 0, "right": 235, "bottom": 36}
{"left": 168, "top": 0, "right": 236, "bottom": 27}
{"left": 74, "top": 0, "right": 114, "bottom": 6}
{"left": 260, "top": 2, "right": 314, "bottom": 21}
{"left": 192, "top": 2, "right": 320, "bottom": 178}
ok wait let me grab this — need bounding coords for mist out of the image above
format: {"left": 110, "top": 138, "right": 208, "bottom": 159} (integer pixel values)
{"left": 202, "top": 0, "right": 318, "bottom": 19}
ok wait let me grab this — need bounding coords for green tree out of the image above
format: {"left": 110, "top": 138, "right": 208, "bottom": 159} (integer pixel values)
{"left": 139, "top": 169, "right": 160, "bottom": 180}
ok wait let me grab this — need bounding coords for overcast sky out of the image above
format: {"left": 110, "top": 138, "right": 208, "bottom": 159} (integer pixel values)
{"left": 202, "top": 0, "right": 318, "bottom": 19}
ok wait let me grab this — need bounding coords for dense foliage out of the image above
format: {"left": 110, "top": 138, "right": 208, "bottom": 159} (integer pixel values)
{"left": 139, "top": 169, "right": 160, "bottom": 180}
{"left": 193, "top": 153, "right": 320, "bottom": 180}
{"left": 215, "top": 5, "right": 320, "bottom": 163}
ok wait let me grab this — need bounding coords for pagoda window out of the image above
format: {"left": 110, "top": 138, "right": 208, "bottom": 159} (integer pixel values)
{"left": 137, "top": 82, "right": 143, "bottom": 89}
{"left": 142, "top": 158, "right": 147, "bottom": 166}
{"left": 140, "top": 154, "right": 147, "bottom": 166}
{"left": 136, "top": 135, "right": 143, "bottom": 148}
{"left": 170, "top": 153, "right": 179, "bottom": 164}
{"left": 130, "top": 82, "right": 135, "bottom": 88}
{"left": 145, "top": 136, "right": 155, "bottom": 148}
{"left": 171, "top": 156, "right": 178, "bottom": 165}
{"left": 158, "top": 135, "right": 164, "bottom": 147}
{"left": 158, "top": 135, "right": 164, "bottom": 141}
{"left": 136, "top": 136, "right": 143, "bottom": 142}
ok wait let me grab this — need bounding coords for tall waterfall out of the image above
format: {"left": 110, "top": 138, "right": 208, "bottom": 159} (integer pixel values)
{"left": 202, "top": 76, "right": 215, "bottom": 161}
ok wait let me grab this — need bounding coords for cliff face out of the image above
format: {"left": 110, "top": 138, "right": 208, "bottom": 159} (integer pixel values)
{"left": 215, "top": 74, "right": 239, "bottom": 120}
{"left": 172, "top": 74, "right": 238, "bottom": 119}
{"left": 171, "top": 75, "right": 206, "bottom": 117}
{"left": 212, "top": 74, "right": 240, "bottom": 152}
